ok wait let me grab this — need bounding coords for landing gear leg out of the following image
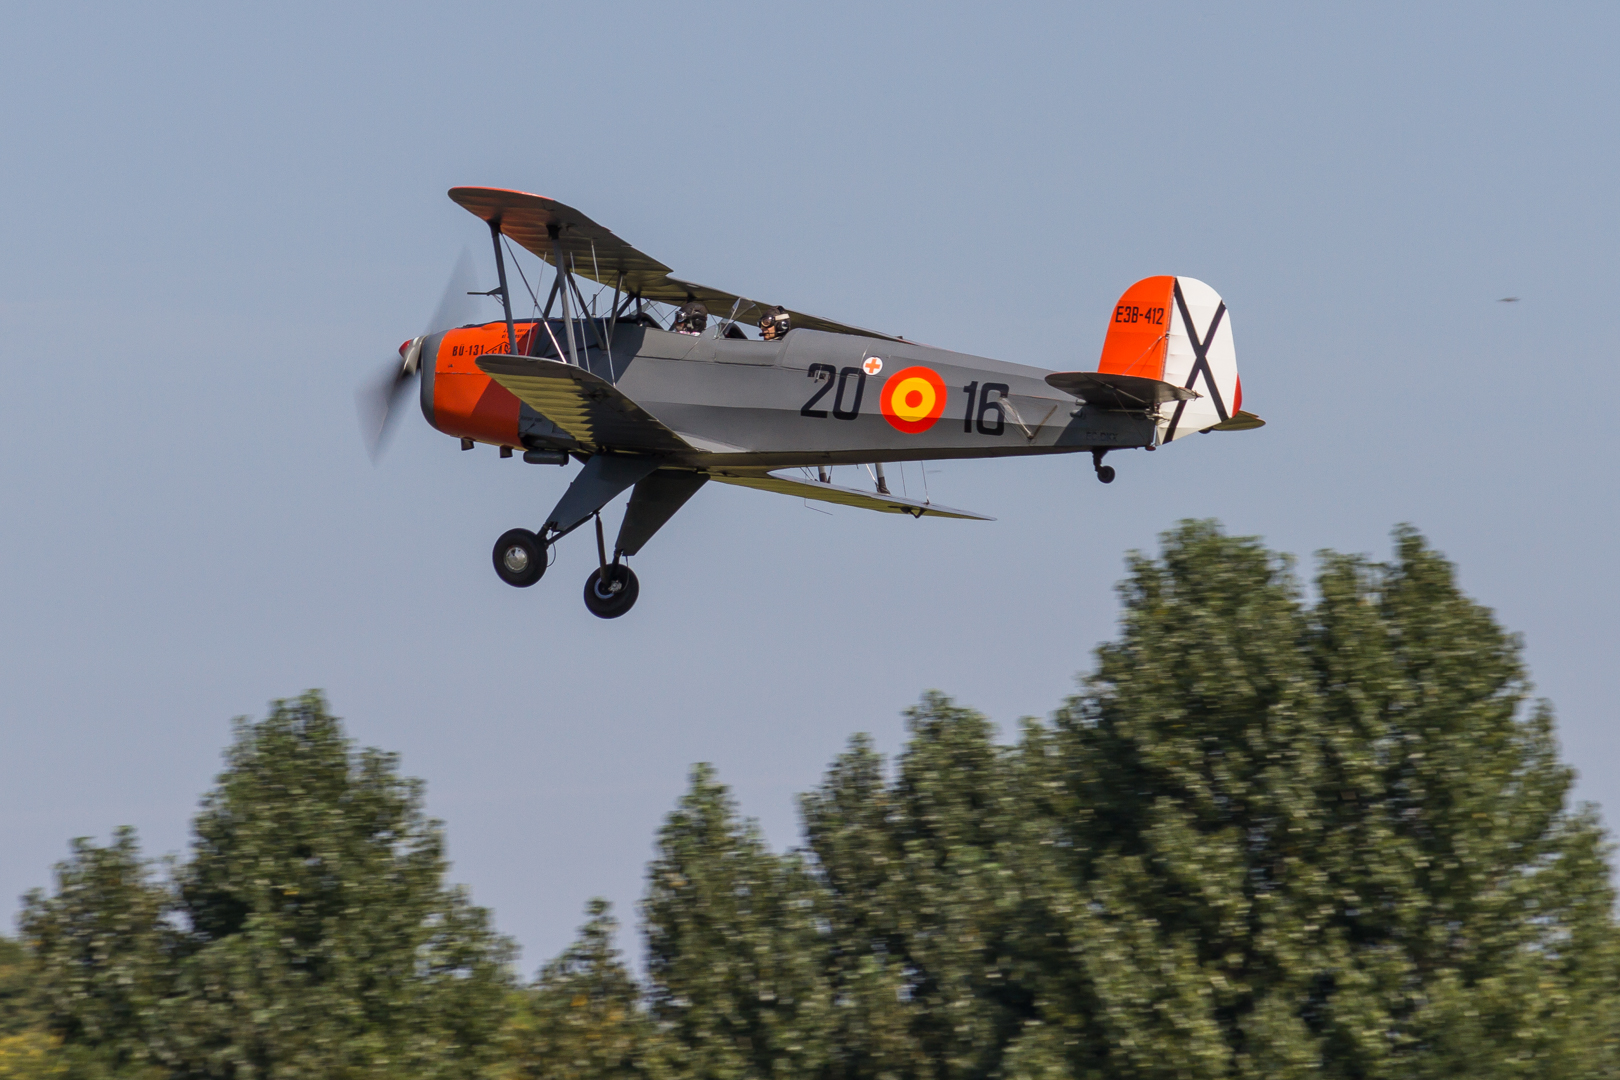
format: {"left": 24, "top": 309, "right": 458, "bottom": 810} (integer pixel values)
{"left": 583, "top": 512, "right": 639, "bottom": 619}
{"left": 1092, "top": 449, "right": 1116, "bottom": 485}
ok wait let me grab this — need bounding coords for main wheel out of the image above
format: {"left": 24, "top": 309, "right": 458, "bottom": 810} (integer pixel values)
{"left": 1096, "top": 465, "right": 1116, "bottom": 484}
{"left": 492, "top": 528, "right": 545, "bottom": 588}
{"left": 583, "top": 564, "right": 639, "bottom": 619}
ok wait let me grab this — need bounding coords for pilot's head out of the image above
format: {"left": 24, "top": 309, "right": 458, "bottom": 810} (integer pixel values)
{"left": 759, "top": 306, "right": 791, "bottom": 341}
{"left": 674, "top": 301, "right": 708, "bottom": 334}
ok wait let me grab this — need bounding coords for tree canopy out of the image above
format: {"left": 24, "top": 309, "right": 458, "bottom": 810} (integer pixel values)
{"left": 10, "top": 524, "right": 1617, "bottom": 1079}
{"left": 16, "top": 693, "right": 513, "bottom": 1080}
{"left": 609, "top": 523, "right": 1620, "bottom": 1079}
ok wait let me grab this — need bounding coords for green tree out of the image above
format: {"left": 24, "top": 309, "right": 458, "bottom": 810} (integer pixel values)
{"left": 798, "top": 734, "right": 925, "bottom": 1080}
{"left": 20, "top": 692, "right": 515, "bottom": 1080}
{"left": 801, "top": 700, "right": 1048, "bottom": 1080}
{"left": 18, "top": 523, "right": 1618, "bottom": 1080}
{"left": 163, "top": 691, "right": 515, "bottom": 1079}
{"left": 1302, "top": 528, "right": 1620, "bottom": 1077}
{"left": 0, "top": 935, "right": 41, "bottom": 1037}
{"left": 18, "top": 830, "right": 173, "bottom": 1079}
{"left": 497, "top": 900, "right": 662, "bottom": 1080}
{"left": 0, "top": 935, "right": 65, "bottom": 1079}
{"left": 642, "top": 764, "right": 832, "bottom": 1080}
{"left": 1041, "top": 521, "right": 1620, "bottom": 1079}
{"left": 785, "top": 522, "right": 1620, "bottom": 1079}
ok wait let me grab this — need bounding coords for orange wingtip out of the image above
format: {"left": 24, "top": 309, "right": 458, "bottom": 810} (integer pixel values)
{"left": 447, "top": 187, "right": 561, "bottom": 224}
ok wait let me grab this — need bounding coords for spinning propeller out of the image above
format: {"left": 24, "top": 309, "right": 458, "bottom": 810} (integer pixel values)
{"left": 357, "top": 250, "right": 486, "bottom": 461}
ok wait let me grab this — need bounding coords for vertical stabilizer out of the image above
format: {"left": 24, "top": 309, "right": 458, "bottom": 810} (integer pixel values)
{"left": 1095, "top": 276, "right": 1242, "bottom": 443}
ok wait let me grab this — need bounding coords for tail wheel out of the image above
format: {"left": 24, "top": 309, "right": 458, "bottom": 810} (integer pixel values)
{"left": 493, "top": 528, "right": 545, "bottom": 587}
{"left": 583, "top": 564, "right": 639, "bottom": 619}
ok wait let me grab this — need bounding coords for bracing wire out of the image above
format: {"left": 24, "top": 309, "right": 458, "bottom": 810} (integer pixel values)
{"left": 503, "top": 237, "right": 542, "bottom": 313}
{"left": 504, "top": 237, "right": 568, "bottom": 360}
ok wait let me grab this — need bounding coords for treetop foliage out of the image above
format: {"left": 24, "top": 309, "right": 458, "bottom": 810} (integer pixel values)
{"left": 623, "top": 523, "right": 1618, "bottom": 1080}
{"left": 16, "top": 692, "right": 513, "bottom": 1080}
{"left": 8, "top": 524, "right": 1616, "bottom": 1079}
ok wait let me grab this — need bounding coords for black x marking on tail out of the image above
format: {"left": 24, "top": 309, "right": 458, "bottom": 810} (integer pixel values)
{"left": 1162, "top": 280, "right": 1229, "bottom": 441}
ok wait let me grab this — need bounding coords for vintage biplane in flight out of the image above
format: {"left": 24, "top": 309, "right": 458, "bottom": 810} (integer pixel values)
{"left": 361, "top": 187, "right": 1263, "bottom": 618}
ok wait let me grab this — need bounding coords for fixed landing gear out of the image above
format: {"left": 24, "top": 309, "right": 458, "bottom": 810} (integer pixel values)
{"left": 490, "top": 519, "right": 641, "bottom": 619}
{"left": 492, "top": 528, "right": 546, "bottom": 587}
{"left": 583, "top": 564, "right": 639, "bottom": 619}
{"left": 1092, "top": 449, "right": 1116, "bottom": 485}
{"left": 491, "top": 457, "right": 705, "bottom": 619}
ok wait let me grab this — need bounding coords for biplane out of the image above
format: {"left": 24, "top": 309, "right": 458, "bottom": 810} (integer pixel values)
{"left": 360, "top": 187, "right": 1264, "bottom": 618}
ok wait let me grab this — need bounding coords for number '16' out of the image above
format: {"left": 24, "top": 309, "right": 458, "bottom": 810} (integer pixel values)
{"left": 961, "top": 381, "right": 1008, "bottom": 436}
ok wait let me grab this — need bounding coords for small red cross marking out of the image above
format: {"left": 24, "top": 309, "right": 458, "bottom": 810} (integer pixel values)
{"left": 863, "top": 357, "right": 883, "bottom": 375}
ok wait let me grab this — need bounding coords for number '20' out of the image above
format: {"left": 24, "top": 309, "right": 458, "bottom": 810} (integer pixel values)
{"left": 801, "top": 364, "right": 865, "bottom": 420}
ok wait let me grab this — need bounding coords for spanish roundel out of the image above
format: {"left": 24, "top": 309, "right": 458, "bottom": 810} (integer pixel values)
{"left": 880, "top": 366, "right": 948, "bottom": 433}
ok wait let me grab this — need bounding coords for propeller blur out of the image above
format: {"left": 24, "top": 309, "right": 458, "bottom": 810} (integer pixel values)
{"left": 357, "top": 249, "right": 481, "bottom": 461}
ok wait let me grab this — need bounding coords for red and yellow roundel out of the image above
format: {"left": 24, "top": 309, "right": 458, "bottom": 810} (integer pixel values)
{"left": 880, "top": 366, "right": 948, "bottom": 433}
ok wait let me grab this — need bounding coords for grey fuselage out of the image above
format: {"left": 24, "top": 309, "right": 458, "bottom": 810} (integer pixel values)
{"left": 516, "top": 320, "right": 1153, "bottom": 468}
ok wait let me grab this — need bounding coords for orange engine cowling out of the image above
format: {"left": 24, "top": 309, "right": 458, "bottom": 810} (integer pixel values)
{"left": 419, "top": 321, "right": 537, "bottom": 447}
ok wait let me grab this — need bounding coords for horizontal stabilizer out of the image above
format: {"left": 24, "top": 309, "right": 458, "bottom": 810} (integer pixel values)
{"left": 707, "top": 469, "right": 992, "bottom": 520}
{"left": 476, "top": 355, "right": 692, "bottom": 454}
{"left": 1045, "top": 370, "right": 1198, "bottom": 410}
{"left": 1207, "top": 410, "right": 1266, "bottom": 432}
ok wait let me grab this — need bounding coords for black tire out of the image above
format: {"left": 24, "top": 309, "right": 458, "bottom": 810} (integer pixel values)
{"left": 492, "top": 528, "right": 545, "bottom": 587}
{"left": 583, "top": 564, "right": 639, "bottom": 619}
{"left": 1097, "top": 465, "right": 1116, "bottom": 484}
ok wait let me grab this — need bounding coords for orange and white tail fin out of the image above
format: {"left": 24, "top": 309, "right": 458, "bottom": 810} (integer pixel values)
{"left": 1097, "top": 276, "right": 1259, "bottom": 442}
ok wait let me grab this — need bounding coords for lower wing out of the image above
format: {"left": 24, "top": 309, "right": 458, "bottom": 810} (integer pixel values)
{"left": 706, "top": 469, "right": 992, "bottom": 520}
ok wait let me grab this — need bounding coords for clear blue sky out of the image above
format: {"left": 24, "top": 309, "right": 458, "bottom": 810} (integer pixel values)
{"left": 2, "top": 2, "right": 1615, "bottom": 971}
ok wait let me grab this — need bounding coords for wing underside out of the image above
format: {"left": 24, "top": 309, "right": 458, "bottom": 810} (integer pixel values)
{"left": 707, "top": 469, "right": 992, "bottom": 520}
{"left": 449, "top": 187, "right": 900, "bottom": 342}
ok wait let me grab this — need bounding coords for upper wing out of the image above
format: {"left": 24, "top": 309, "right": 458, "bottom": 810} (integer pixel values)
{"left": 707, "top": 468, "right": 992, "bottom": 520}
{"left": 449, "top": 187, "right": 900, "bottom": 342}
{"left": 476, "top": 355, "right": 692, "bottom": 455}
